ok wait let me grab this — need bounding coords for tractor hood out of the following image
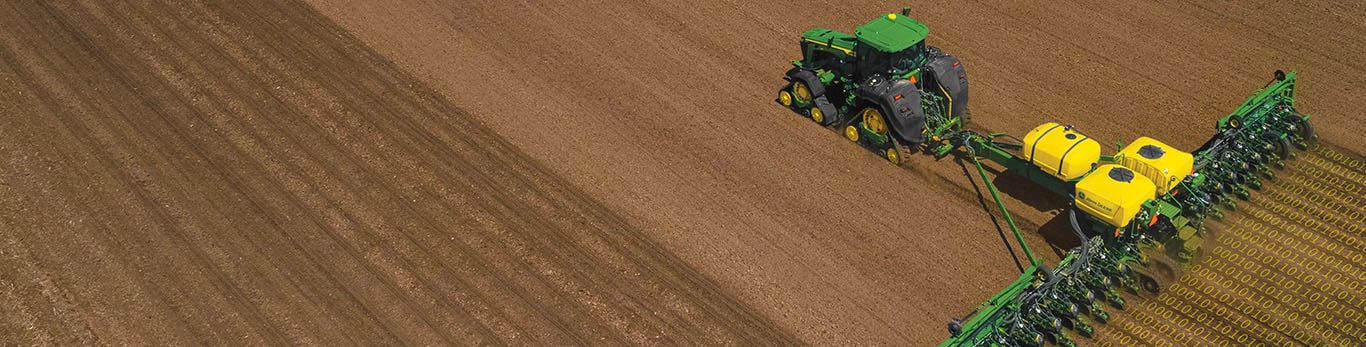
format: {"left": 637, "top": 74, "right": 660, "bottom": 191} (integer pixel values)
{"left": 855, "top": 13, "right": 929, "bottom": 53}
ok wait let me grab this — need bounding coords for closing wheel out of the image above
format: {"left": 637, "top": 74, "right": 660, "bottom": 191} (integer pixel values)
{"left": 792, "top": 81, "right": 813, "bottom": 104}
{"left": 1265, "top": 135, "right": 1291, "bottom": 160}
{"left": 844, "top": 125, "right": 860, "bottom": 143}
{"left": 1295, "top": 117, "right": 1315, "bottom": 150}
{"left": 809, "top": 106, "right": 825, "bottom": 124}
{"left": 885, "top": 147, "right": 901, "bottom": 164}
{"left": 1218, "top": 179, "right": 1234, "bottom": 194}
{"left": 1139, "top": 275, "right": 1160, "bottom": 294}
{"left": 1091, "top": 308, "right": 1109, "bottom": 324}
{"left": 778, "top": 90, "right": 793, "bottom": 107}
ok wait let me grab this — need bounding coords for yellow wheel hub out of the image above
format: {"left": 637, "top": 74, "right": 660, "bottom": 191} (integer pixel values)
{"left": 793, "top": 82, "right": 813, "bottom": 104}
{"left": 779, "top": 90, "right": 793, "bottom": 106}
{"left": 844, "top": 125, "right": 859, "bottom": 142}
{"left": 862, "top": 107, "right": 888, "bottom": 136}
{"left": 885, "top": 147, "right": 901, "bottom": 164}
{"left": 809, "top": 106, "right": 824, "bottom": 124}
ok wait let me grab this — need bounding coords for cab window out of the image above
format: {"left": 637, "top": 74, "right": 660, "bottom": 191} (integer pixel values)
{"left": 807, "top": 49, "right": 840, "bottom": 69}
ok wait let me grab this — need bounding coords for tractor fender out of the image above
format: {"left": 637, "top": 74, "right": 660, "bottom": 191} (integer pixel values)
{"left": 926, "top": 47, "right": 970, "bottom": 122}
{"left": 785, "top": 68, "right": 826, "bottom": 98}
{"left": 856, "top": 75, "right": 926, "bottom": 145}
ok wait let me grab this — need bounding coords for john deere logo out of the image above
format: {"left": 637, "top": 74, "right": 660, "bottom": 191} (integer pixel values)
{"left": 1077, "top": 191, "right": 1114, "bottom": 213}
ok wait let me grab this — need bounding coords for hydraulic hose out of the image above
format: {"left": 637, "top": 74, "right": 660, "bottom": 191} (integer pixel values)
{"left": 1066, "top": 208, "right": 1093, "bottom": 273}
{"left": 1068, "top": 208, "right": 1088, "bottom": 248}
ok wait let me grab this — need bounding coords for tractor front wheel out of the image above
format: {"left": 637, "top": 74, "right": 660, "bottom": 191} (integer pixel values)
{"left": 778, "top": 90, "right": 793, "bottom": 107}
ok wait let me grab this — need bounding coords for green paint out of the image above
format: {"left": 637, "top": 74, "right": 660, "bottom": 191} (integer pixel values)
{"left": 856, "top": 14, "right": 929, "bottom": 53}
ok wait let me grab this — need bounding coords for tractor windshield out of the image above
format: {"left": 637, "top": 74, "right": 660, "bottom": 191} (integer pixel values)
{"left": 858, "top": 41, "right": 926, "bottom": 76}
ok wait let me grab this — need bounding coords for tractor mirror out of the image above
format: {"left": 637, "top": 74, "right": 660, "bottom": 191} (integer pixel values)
{"left": 901, "top": 6, "right": 911, "bottom": 16}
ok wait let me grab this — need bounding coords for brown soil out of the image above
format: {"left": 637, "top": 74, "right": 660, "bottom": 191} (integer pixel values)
{"left": 0, "top": 2, "right": 791, "bottom": 345}
{"left": 2, "top": 0, "right": 1363, "bottom": 345}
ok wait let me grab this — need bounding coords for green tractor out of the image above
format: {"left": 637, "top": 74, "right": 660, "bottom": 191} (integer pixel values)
{"left": 777, "top": 8, "right": 969, "bottom": 164}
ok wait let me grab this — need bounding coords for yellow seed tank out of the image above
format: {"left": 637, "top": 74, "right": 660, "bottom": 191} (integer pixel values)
{"left": 1021, "top": 122, "right": 1101, "bottom": 181}
{"left": 1075, "top": 164, "right": 1157, "bottom": 228}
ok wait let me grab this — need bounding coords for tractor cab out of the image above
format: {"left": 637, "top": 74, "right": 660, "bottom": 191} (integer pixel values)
{"left": 854, "top": 13, "right": 929, "bottom": 79}
{"left": 797, "top": 12, "right": 931, "bottom": 82}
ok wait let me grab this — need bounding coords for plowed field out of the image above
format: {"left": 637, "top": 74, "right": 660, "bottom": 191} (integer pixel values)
{"left": 0, "top": 2, "right": 790, "bottom": 344}
{"left": 2, "top": 0, "right": 1363, "bottom": 345}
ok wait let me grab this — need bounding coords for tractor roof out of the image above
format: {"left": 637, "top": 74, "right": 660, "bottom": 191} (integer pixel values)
{"left": 855, "top": 13, "right": 929, "bottom": 53}
{"left": 801, "top": 28, "right": 857, "bottom": 55}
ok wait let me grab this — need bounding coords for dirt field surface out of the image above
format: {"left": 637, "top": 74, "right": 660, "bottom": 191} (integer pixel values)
{"left": 0, "top": 2, "right": 793, "bottom": 345}
{"left": 2, "top": 0, "right": 1364, "bottom": 345}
